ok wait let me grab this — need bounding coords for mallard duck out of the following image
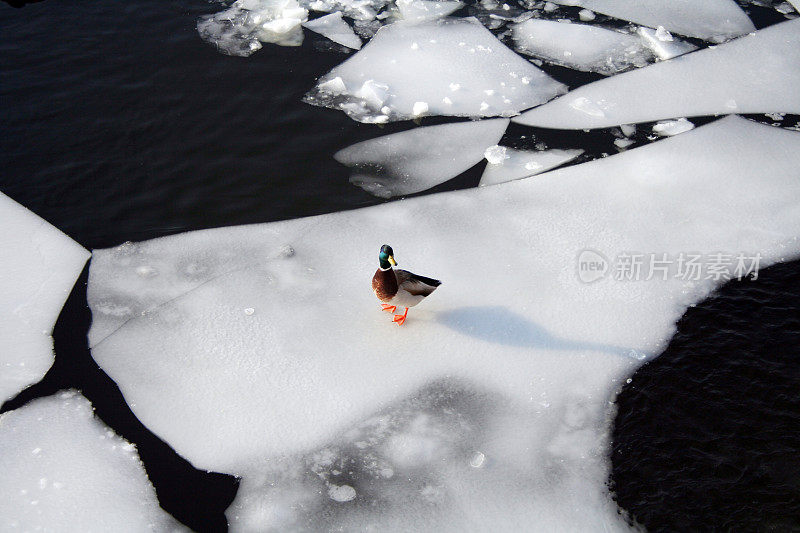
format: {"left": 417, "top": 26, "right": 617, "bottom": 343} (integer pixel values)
{"left": 372, "top": 244, "right": 441, "bottom": 325}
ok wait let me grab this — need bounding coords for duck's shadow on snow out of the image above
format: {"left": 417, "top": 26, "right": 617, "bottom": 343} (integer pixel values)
{"left": 437, "top": 306, "right": 645, "bottom": 360}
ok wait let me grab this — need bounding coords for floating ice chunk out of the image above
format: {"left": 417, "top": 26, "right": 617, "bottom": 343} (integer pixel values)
{"left": 303, "top": 12, "right": 362, "bottom": 49}
{"left": 334, "top": 119, "right": 509, "bottom": 197}
{"left": 197, "top": 0, "right": 309, "bottom": 56}
{"left": 637, "top": 26, "right": 697, "bottom": 60}
{"left": 412, "top": 101, "right": 429, "bottom": 116}
{"left": 88, "top": 116, "right": 800, "bottom": 508}
{"left": 484, "top": 145, "right": 508, "bottom": 164}
{"left": 0, "top": 392, "right": 181, "bottom": 531}
{"left": 479, "top": 146, "right": 584, "bottom": 186}
{"left": 613, "top": 138, "right": 634, "bottom": 149}
{"left": 512, "top": 19, "right": 652, "bottom": 75}
{"left": 515, "top": 19, "right": 800, "bottom": 129}
{"left": 304, "top": 18, "right": 566, "bottom": 122}
{"left": 578, "top": 8, "right": 595, "bottom": 21}
{"left": 395, "top": 0, "right": 464, "bottom": 23}
{"left": 550, "top": 0, "right": 754, "bottom": 42}
{"left": 0, "top": 193, "right": 90, "bottom": 404}
{"left": 652, "top": 117, "right": 694, "bottom": 136}
{"left": 620, "top": 123, "right": 636, "bottom": 137}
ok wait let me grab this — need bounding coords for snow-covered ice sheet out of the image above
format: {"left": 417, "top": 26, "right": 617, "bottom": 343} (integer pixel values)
{"left": 479, "top": 146, "right": 583, "bottom": 186}
{"left": 514, "top": 18, "right": 800, "bottom": 129}
{"left": 511, "top": 19, "right": 652, "bottom": 75}
{"left": 88, "top": 117, "right": 800, "bottom": 530}
{"left": 335, "top": 119, "right": 509, "bottom": 197}
{"left": 551, "top": 0, "right": 755, "bottom": 42}
{"left": 0, "top": 391, "right": 182, "bottom": 532}
{"left": 304, "top": 17, "right": 566, "bottom": 122}
{"left": 0, "top": 192, "right": 90, "bottom": 405}
{"left": 303, "top": 12, "right": 362, "bottom": 49}
{"left": 198, "top": 0, "right": 310, "bottom": 56}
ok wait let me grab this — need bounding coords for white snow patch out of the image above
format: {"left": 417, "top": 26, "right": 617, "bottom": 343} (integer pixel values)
{"left": 515, "top": 19, "right": 800, "bottom": 129}
{"left": 0, "top": 391, "right": 182, "bottom": 531}
{"left": 512, "top": 19, "right": 652, "bottom": 75}
{"left": 87, "top": 117, "right": 800, "bottom": 531}
{"left": 0, "top": 193, "right": 90, "bottom": 404}
{"left": 550, "top": 0, "right": 755, "bottom": 42}
{"left": 303, "top": 12, "right": 362, "bottom": 49}
{"left": 334, "top": 119, "right": 509, "bottom": 197}
{"left": 304, "top": 18, "right": 566, "bottom": 122}
{"left": 479, "top": 146, "right": 584, "bottom": 186}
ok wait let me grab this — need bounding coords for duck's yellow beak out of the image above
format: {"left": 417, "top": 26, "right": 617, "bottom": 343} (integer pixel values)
{"left": 388, "top": 256, "right": 397, "bottom": 266}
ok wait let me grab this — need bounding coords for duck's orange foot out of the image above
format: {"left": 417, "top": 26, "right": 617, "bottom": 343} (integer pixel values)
{"left": 393, "top": 308, "right": 409, "bottom": 326}
{"left": 381, "top": 304, "right": 397, "bottom": 313}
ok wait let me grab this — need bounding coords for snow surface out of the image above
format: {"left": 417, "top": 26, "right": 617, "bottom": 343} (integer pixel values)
{"left": 0, "top": 391, "right": 182, "bottom": 532}
{"left": 0, "top": 192, "right": 90, "bottom": 405}
{"left": 198, "top": 0, "right": 310, "bottom": 56}
{"left": 87, "top": 116, "right": 800, "bottom": 531}
{"left": 334, "top": 119, "right": 509, "bottom": 197}
{"left": 303, "top": 12, "right": 362, "bottom": 49}
{"left": 479, "top": 146, "right": 584, "bottom": 186}
{"left": 304, "top": 17, "right": 566, "bottom": 122}
{"left": 550, "top": 0, "right": 755, "bottom": 42}
{"left": 514, "top": 18, "right": 800, "bottom": 129}
{"left": 511, "top": 19, "right": 652, "bottom": 75}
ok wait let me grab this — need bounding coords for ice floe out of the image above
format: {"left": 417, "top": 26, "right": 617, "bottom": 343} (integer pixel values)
{"left": 334, "top": 119, "right": 509, "bottom": 197}
{"left": 550, "top": 0, "right": 755, "bottom": 42}
{"left": 198, "top": 0, "right": 310, "bottom": 56}
{"left": 0, "top": 391, "right": 181, "bottom": 532}
{"left": 652, "top": 117, "right": 694, "bottom": 136}
{"left": 479, "top": 146, "right": 584, "bottom": 186}
{"left": 514, "top": 18, "right": 800, "bottom": 129}
{"left": 303, "top": 12, "right": 362, "bottom": 49}
{"left": 511, "top": 19, "right": 652, "bottom": 75}
{"left": 304, "top": 17, "right": 566, "bottom": 122}
{"left": 0, "top": 193, "right": 90, "bottom": 405}
{"left": 87, "top": 116, "right": 800, "bottom": 530}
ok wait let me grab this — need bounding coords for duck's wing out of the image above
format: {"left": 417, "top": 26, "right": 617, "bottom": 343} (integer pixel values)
{"left": 395, "top": 269, "right": 442, "bottom": 296}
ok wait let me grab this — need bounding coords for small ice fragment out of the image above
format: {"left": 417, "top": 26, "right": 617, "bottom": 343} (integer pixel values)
{"left": 652, "top": 118, "right": 694, "bottom": 136}
{"left": 355, "top": 80, "right": 390, "bottom": 109}
{"left": 411, "top": 41, "right": 419, "bottom": 50}
{"left": 328, "top": 484, "right": 356, "bottom": 502}
{"left": 578, "top": 9, "right": 595, "bottom": 21}
{"left": 480, "top": 101, "right": 490, "bottom": 112}
{"left": 442, "top": 97, "right": 453, "bottom": 105}
{"left": 469, "top": 451, "right": 486, "bottom": 468}
{"left": 654, "top": 26, "right": 673, "bottom": 41}
{"left": 620, "top": 124, "right": 636, "bottom": 137}
{"left": 544, "top": 2, "right": 557, "bottom": 12}
{"left": 244, "top": 308, "right": 255, "bottom": 316}
{"left": 318, "top": 77, "right": 347, "bottom": 94}
{"left": 302, "top": 12, "right": 362, "bottom": 50}
{"left": 449, "top": 83, "right": 461, "bottom": 91}
{"left": 412, "top": 101, "right": 429, "bottom": 116}
{"left": 484, "top": 145, "right": 508, "bottom": 164}
{"left": 614, "top": 138, "right": 635, "bottom": 149}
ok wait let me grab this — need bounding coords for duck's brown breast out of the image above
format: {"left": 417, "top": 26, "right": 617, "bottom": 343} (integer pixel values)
{"left": 372, "top": 268, "right": 398, "bottom": 302}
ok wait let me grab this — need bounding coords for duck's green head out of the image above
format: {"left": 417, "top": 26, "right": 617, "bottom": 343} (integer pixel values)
{"left": 379, "top": 244, "right": 397, "bottom": 269}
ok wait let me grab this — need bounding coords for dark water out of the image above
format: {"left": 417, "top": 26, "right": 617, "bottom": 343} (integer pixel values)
{"left": 1, "top": 0, "right": 798, "bottom": 531}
